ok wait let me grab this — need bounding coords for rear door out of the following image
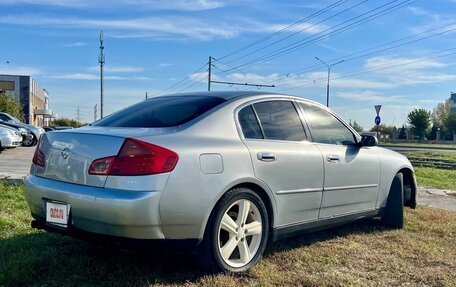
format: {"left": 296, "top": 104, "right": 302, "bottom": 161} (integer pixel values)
{"left": 297, "top": 102, "right": 380, "bottom": 218}
{"left": 237, "top": 100, "right": 324, "bottom": 226}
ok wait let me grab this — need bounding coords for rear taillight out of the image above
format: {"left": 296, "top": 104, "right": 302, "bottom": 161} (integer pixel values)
{"left": 88, "top": 156, "right": 115, "bottom": 175}
{"left": 32, "top": 147, "right": 45, "bottom": 168}
{"left": 88, "top": 138, "right": 178, "bottom": 176}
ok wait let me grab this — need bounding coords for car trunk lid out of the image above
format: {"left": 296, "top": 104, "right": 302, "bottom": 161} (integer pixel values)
{"left": 32, "top": 126, "right": 176, "bottom": 187}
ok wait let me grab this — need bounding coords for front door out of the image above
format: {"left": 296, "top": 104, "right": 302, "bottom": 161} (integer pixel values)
{"left": 298, "top": 102, "right": 380, "bottom": 218}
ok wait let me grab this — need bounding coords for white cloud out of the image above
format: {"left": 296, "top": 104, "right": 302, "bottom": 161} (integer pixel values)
{"left": 0, "top": 0, "right": 225, "bottom": 10}
{"left": 87, "top": 65, "right": 144, "bottom": 73}
{"left": 0, "top": 0, "right": 88, "bottom": 7}
{"left": 124, "top": 0, "right": 225, "bottom": 11}
{"left": 364, "top": 56, "right": 456, "bottom": 85}
{"left": 157, "top": 63, "right": 173, "bottom": 67}
{"left": 52, "top": 73, "right": 126, "bottom": 80}
{"left": 0, "top": 15, "right": 239, "bottom": 41}
{"left": 0, "top": 65, "right": 41, "bottom": 76}
{"left": 62, "top": 42, "right": 88, "bottom": 47}
{"left": 364, "top": 56, "right": 446, "bottom": 71}
{"left": 336, "top": 90, "right": 406, "bottom": 103}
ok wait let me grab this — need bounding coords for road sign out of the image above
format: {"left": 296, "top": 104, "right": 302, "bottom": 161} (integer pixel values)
{"left": 375, "top": 105, "right": 382, "bottom": 115}
{"left": 375, "top": 115, "right": 381, "bottom": 125}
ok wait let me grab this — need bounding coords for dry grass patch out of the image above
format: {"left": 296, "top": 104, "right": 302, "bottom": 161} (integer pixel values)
{"left": 1, "top": 183, "right": 455, "bottom": 286}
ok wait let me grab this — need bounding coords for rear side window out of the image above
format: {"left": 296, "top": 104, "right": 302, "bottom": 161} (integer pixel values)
{"left": 238, "top": 106, "right": 263, "bottom": 139}
{"left": 252, "top": 101, "right": 306, "bottom": 141}
{"left": 94, "top": 96, "right": 226, "bottom": 128}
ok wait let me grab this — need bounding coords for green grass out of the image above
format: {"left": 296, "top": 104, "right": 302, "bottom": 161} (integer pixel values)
{"left": 414, "top": 167, "right": 456, "bottom": 191}
{"left": 381, "top": 142, "right": 456, "bottom": 150}
{"left": 1, "top": 183, "right": 456, "bottom": 286}
{"left": 401, "top": 150, "right": 456, "bottom": 162}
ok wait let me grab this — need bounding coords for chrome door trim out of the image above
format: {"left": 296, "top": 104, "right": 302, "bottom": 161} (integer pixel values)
{"left": 324, "top": 183, "right": 378, "bottom": 191}
{"left": 276, "top": 187, "right": 323, "bottom": 195}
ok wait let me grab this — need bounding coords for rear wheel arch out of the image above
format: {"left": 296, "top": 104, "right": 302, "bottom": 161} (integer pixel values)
{"left": 201, "top": 181, "right": 275, "bottom": 241}
{"left": 197, "top": 186, "right": 270, "bottom": 272}
{"left": 229, "top": 182, "right": 274, "bottom": 235}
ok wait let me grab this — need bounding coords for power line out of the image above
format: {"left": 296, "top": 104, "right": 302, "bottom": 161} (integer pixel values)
{"left": 152, "top": 62, "right": 208, "bottom": 96}
{"left": 212, "top": 58, "right": 274, "bottom": 85}
{"left": 227, "top": 0, "right": 414, "bottom": 72}
{"left": 217, "top": 0, "right": 349, "bottom": 61}
{"left": 276, "top": 47, "right": 456, "bottom": 93}
{"left": 271, "top": 21, "right": 456, "bottom": 83}
{"left": 224, "top": 0, "right": 369, "bottom": 65}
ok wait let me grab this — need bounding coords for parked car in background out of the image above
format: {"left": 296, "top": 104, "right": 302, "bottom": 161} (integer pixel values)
{"left": 25, "top": 92, "right": 417, "bottom": 273}
{"left": 0, "top": 120, "right": 35, "bottom": 146}
{"left": 43, "top": 126, "right": 56, "bottom": 132}
{"left": 0, "top": 125, "right": 22, "bottom": 151}
{"left": 53, "top": 126, "right": 74, "bottom": 130}
{"left": 0, "top": 112, "right": 45, "bottom": 145}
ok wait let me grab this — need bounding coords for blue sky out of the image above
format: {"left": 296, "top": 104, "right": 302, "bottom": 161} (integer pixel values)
{"left": 0, "top": 0, "right": 455, "bottom": 129}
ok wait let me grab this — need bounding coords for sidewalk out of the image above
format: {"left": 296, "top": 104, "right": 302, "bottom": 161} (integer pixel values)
{"left": 417, "top": 187, "right": 456, "bottom": 212}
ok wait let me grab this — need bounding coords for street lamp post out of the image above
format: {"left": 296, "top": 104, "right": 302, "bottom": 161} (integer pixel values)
{"left": 315, "top": 57, "right": 344, "bottom": 107}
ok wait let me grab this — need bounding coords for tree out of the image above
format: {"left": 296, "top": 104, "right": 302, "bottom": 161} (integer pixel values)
{"left": 444, "top": 112, "right": 456, "bottom": 142}
{"left": 431, "top": 99, "right": 451, "bottom": 127}
{"left": 431, "top": 99, "right": 452, "bottom": 140}
{"left": 398, "top": 125, "right": 407, "bottom": 139}
{"left": 52, "top": 118, "right": 83, "bottom": 128}
{"left": 0, "top": 91, "right": 24, "bottom": 121}
{"left": 370, "top": 124, "right": 394, "bottom": 137}
{"left": 350, "top": 120, "right": 363, "bottom": 132}
{"left": 407, "top": 109, "right": 431, "bottom": 141}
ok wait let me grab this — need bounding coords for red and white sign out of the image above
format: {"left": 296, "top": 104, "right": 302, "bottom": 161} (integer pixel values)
{"left": 46, "top": 202, "right": 69, "bottom": 226}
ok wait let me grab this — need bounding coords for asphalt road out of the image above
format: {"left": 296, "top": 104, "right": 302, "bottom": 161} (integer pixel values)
{"left": 0, "top": 146, "right": 35, "bottom": 180}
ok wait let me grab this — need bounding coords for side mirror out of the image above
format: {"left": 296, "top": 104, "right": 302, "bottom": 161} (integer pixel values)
{"left": 360, "top": 135, "right": 378, "bottom": 147}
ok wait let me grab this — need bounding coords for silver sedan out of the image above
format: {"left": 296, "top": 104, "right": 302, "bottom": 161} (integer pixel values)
{"left": 25, "top": 92, "right": 416, "bottom": 272}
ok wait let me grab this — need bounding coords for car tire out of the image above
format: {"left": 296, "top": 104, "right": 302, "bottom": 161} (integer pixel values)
{"left": 197, "top": 188, "right": 269, "bottom": 273}
{"left": 382, "top": 172, "right": 404, "bottom": 229}
{"left": 22, "top": 134, "right": 36, "bottom": 147}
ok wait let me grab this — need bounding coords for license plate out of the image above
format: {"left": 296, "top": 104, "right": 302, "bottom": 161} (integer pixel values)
{"left": 46, "top": 202, "right": 70, "bottom": 227}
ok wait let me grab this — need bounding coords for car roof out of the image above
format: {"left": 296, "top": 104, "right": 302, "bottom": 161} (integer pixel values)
{"left": 159, "top": 91, "right": 325, "bottom": 108}
{"left": 157, "top": 91, "right": 304, "bottom": 100}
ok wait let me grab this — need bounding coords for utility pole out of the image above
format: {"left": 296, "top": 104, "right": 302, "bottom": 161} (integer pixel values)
{"left": 208, "top": 56, "right": 212, "bottom": 91}
{"left": 94, "top": 104, "right": 97, "bottom": 122}
{"left": 99, "top": 31, "right": 105, "bottom": 118}
{"left": 145, "top": 92, "right": 148, "bottom": 100}
{"left": 315, "top": 57, "right": 344, "bottom": 107}
{"left": 75, "top": 106, "right": 82, "bottom": 124}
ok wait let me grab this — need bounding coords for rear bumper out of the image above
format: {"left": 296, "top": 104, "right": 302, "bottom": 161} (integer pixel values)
{"left": 24, "top": 175, "right": 165, "bottom": 240}
{"left": 30, "top": 216, "right": 200, "bottom": 252}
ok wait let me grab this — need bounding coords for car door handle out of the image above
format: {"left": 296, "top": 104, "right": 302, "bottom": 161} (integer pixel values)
{"left": 257, "top": 152, "right": 277, "bottom": 162}
{"left": 327, "top": 155, "right": 340, "bottom": 163}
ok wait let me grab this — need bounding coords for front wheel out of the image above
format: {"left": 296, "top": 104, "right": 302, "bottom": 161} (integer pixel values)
{"left": 382, "top": 173, "right": 404, "bottom": 229}
{"left": 22, "top": 134, "right": 36, "bottom": 147}
{"left": 197, "top": 188, "right": 269, "bottom": 273}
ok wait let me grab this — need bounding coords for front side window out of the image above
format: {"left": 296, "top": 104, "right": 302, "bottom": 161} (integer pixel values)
{"left": 300, "top": 103, "right": 356, "bottom": 145}
{"left": 253, "top": 101, "right": 306, "bottom": 141}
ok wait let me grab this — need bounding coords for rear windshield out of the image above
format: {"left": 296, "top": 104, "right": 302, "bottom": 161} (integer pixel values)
{"left": 94, "top": 96, "right": 226, "bottom": 128}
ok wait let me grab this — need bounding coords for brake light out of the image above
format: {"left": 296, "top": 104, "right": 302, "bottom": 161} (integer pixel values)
{"left": 88, "top": 138, "right": 178, "bottom": 176}
{"left": 32, "top": 147, "right": 45, "bottom": 168}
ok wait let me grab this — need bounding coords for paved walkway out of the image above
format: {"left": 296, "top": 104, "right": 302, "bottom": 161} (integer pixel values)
{"left": 0, "top": 146, "right": 35, "bottom": 183}
{"left": 417, "top": 187, "right": 456, "bottom": 211}
{"left": 1, "top": 146, "right": 455, "bottom": 211}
